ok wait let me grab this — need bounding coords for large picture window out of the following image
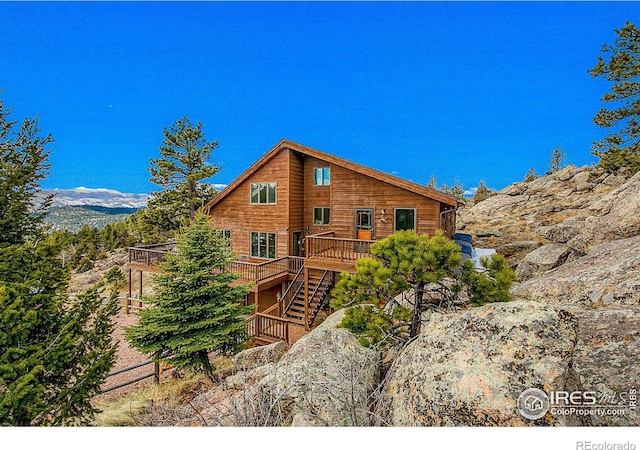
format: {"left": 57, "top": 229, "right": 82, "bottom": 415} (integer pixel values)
{"left": 395, "top": 208, "right": 416, "bottom": 231}
{"left": 250, "top": 182, "right": 277, "bottom": 204}
{"left": 251, "top": 231, "right": 276, "bottom": 259}
{"left": 314, "top": 167, "right": 330, "bottom": 186}
{"left": 313, "top": 207, "right": 330, "bottom": 225}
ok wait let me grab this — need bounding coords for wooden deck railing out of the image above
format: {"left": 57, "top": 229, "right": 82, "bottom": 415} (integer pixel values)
{"left": 130, "top": 243, "right": 302, "bottom": 283}
{"left": 228, "top": 257, "right": 293, "bottom": 283}
{"left": 128, "top": 243, "right": 177, "bottom": 267}
{"left": 246, "top": 313, "right": 290, "bottom": 344}
{"left": 306, "top": 233, "right": 375, "bottom": 262}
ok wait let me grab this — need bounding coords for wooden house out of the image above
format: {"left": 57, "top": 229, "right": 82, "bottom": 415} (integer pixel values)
{"left": 128, "top": 139, "right": 458, "bottom": 345}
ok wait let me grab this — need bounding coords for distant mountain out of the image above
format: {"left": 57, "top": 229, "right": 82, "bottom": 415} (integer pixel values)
{"left": 33, "top": 187, "right": 147, "bottom": 232}
{"left": 45, "top": 205, "right": 137, "bottom": 232}
{"left": 37, "top": 187, "right": 149, "bottom": 209}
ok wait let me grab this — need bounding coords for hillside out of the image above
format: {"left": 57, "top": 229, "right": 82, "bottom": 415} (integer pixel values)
{"left": 45, "top": 205, "right": 138, "bottom": 232}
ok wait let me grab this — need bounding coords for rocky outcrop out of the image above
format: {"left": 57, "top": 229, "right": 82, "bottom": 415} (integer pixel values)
{"left": 258, "top": 308, "right": 381, "bottom": 426}
{"left": 197, "top": 308, "right": 381, "bottom": 426}
{"left": 514, "top": 244, "right": 572, "bottom": 281}
{"left": 568, "top": 307, "right": 640, "bottom": 427}
{"left": 457, "top": 165, "right": 634, "bottom": 269}
{"left": 232, "top": 341, "right": 285, "bottom": 371}
{"left": 582, "top": 170, "right": 640, "bottom": 250}
{"left": 379, "top": 301, "right": 577, "bottom": 426}
{"left": 511, "top": 235, "right": 640, "bottom": 308}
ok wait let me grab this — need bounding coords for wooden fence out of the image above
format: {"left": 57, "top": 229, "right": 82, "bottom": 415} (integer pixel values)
{"left": 100, "top": 359, "right": 160, "bottom": 394}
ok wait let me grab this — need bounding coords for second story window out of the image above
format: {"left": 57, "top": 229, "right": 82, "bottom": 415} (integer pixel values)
{"left": 250, "top": 182, "right": 276, "bottom": 204}
{"left": 314, "top": 167, "right": 330, "bottom": 186}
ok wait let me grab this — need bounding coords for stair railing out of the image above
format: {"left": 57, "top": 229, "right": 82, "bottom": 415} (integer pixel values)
{"left": 280, "top": 265, "right": 305, "bottom": 318}
{"left": 306, "top": 270, "right": 333, "bottom": 328}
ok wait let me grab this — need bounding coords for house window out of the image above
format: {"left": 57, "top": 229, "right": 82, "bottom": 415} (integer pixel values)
{"left": 251, "top": 231, "right": 276, "bottom": 259}
{"left": 395, "top": 208, "right": 416, "bottom": 231}
{"left": 215, "top": 229, "right": 232, "bottom": 245}
{"left": 250, "top": 182, "right": 277, "bottom": 204}
{"left": 313, "top": 207, "right": 330, "bottom": 225}
{"left": 314, "top": 167, "right": 330, "bottom": 186}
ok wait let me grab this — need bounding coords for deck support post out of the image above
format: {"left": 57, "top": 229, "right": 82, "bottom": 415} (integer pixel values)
{"left": 127, "top": 268, "right": 132, "bottom": 314}
{"left": 304, "top": 267, "right": 309, "bottom": 330}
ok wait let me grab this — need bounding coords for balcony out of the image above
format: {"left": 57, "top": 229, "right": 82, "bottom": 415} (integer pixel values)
{"left": 305, "top": 231, "right": 374, "bottom": 272}
{"left": 128, "top": 244, "right": 303, "bottom": 284}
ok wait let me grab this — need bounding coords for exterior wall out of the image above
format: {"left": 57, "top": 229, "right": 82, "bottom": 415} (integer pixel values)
{"left": 208, "top": 146, "right": 452, "bottom": 260}
{"left": 256, "top": 285, "right": 282, "bottom": 313}
{"left": 303, "top": 156, "right": 333, "bottom": 236}
{"left": 288, "top": 152, "right": 305, "bottom": 255}
{"left": 304, "top": 159, "right": 442, "bottom": 240}
{"left": 208, "top": 149, "right": 291, "bottom": 259}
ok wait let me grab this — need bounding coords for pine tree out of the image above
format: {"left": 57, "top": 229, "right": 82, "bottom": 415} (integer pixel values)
{"left": 0, "top": 96, "right": 117, "bottom": 425}
{"left": 143, "top": 117, "right": 221, "bottom": 238}
{"left": 472, "top": 180, "right": 493, "bottom": 204}
{"left": 0, "top": 97, "right": 52, "bottom": 245}
{"left": 549, "top": 146, "right": 567, "bottom": 173}
{"left": 331, "top": 230, "right": 515, "bottom": 346}
{"left": 524, "top": 167, "right": 541, "bottom": 182}
{"left": 126, "top": 213, "right": 254, "bottom": 382}
{"left": 589, "top": 22, "right": 640, "bottom": 174}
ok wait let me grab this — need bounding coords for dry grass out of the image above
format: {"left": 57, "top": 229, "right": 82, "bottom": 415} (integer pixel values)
{"left": 92, "top": 372, "right": 212, "bottom": 426}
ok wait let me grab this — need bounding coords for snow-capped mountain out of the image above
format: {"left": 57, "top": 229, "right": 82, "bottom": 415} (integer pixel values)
{"left": 37, "top": 187, "right": 149, "bottom": 209}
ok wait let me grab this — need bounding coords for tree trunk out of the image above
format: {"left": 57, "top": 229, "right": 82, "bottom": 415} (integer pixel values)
{"left": 199, "top": 351, "right": 216, "bottom": 383}
{"left": 409, "top": 282, "right": 424, "bottom": 338}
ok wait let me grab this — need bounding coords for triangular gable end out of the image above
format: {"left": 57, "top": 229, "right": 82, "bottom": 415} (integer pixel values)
{"left": 203, "top": 139, "right": 458, "bottom": 211}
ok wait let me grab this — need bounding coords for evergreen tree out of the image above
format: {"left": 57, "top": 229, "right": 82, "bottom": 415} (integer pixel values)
{"left": 0, "top": 98, "right": 52, "bottom": 245}
{"left": 126, "top": 213, "right": 254, "bottom": 382}
{"left": 589, "top": 22, "right": 640, "bottom": 174}
{"left": 144, "top": 117, "right": 221, "bottom": 238}
{"left": 440, "top": 177, "right": 466, "bottom": 202}
{"left": 472, "top": 180, "right": 493, "bottom": 204}
{"left": 524, "top": 167, "right": 541, "bottom": 182}
{"left": 549, "top": 146, "right": 567, "bottom": 173}
{"left": 331, "top": 230, "right": 515, "bottom": 347}
{"left": 0, "top": 96, "right": 117, "bottom": 425}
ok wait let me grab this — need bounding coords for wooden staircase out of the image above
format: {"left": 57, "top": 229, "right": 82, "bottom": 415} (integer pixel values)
{"left": 282, "top": 269, "right": 333, "bottom": 328}
{"left": 247, "top": 265, "right": 334, "bottom": 346}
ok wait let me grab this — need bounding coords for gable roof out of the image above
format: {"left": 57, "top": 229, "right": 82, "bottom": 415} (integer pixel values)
{"left": 203, "top": 139, "right": 459, "bottom": 211}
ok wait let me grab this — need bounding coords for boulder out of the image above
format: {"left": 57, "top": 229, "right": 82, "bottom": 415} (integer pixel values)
{"left": 514, "top": 244, "right": 571, "bottom": 281}
{"left": 379, "top": 301, "right": 577, "bottom": 426}
{"left": 496, "top": 240, "right": 539, "bottom": 257}
{"left": 544, "top": 221, "right": 583, "bottom": 244}
{"left": 568, "top": 307, "right": 640, "bottom": 426}
{"left": 511, "top": 235, "right": 640, "bottom": 307}
{"left": 258, "top": 308, "right": 381, "bottom": 426}
{"left": 583, "top": 171, "right": 640, "bottom": 250}
{"left": 232, "top": 341, "right": 285, "bottom": 372}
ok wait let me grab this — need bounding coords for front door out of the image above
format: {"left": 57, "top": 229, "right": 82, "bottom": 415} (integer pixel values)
{"left": 292, "top": 231, "right": 303, "bottom": 257}
{"left": 355, "top": 208, "right": 374, "bottom": 240}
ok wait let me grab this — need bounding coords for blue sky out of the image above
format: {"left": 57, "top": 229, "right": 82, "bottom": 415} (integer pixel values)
{"left": 2, "top": 1, "right": 639, "bottom": 195}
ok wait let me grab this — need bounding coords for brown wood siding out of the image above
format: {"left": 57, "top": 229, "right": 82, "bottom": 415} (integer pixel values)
{"left": 288, "top": 152, "right": 305, "bottom": 254}
{"left": 324, "top": 164, "right": 441, "bottom": 239}
{"left": 208, "top": 149, "right": 291, "bottom": 258}
{"left": 303, "top": 156, "right": 333, "bottom": 236}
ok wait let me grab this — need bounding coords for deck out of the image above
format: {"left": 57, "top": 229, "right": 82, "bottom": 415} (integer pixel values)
{"left": 127, "top": 234, "right": 375, "bottom": 346}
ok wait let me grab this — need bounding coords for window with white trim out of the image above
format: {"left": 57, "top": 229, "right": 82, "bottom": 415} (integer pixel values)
{"left": 313, "top": 207, "right": 330, "bottom": 225}
{"left": 250, "top": 182, "right": 277, "bottom": 204}
{"left": 251, "top": 231, "right": 276, "bottom": 259}
{"left": 313, "top": 167, "right": 330, "bottom": 186}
